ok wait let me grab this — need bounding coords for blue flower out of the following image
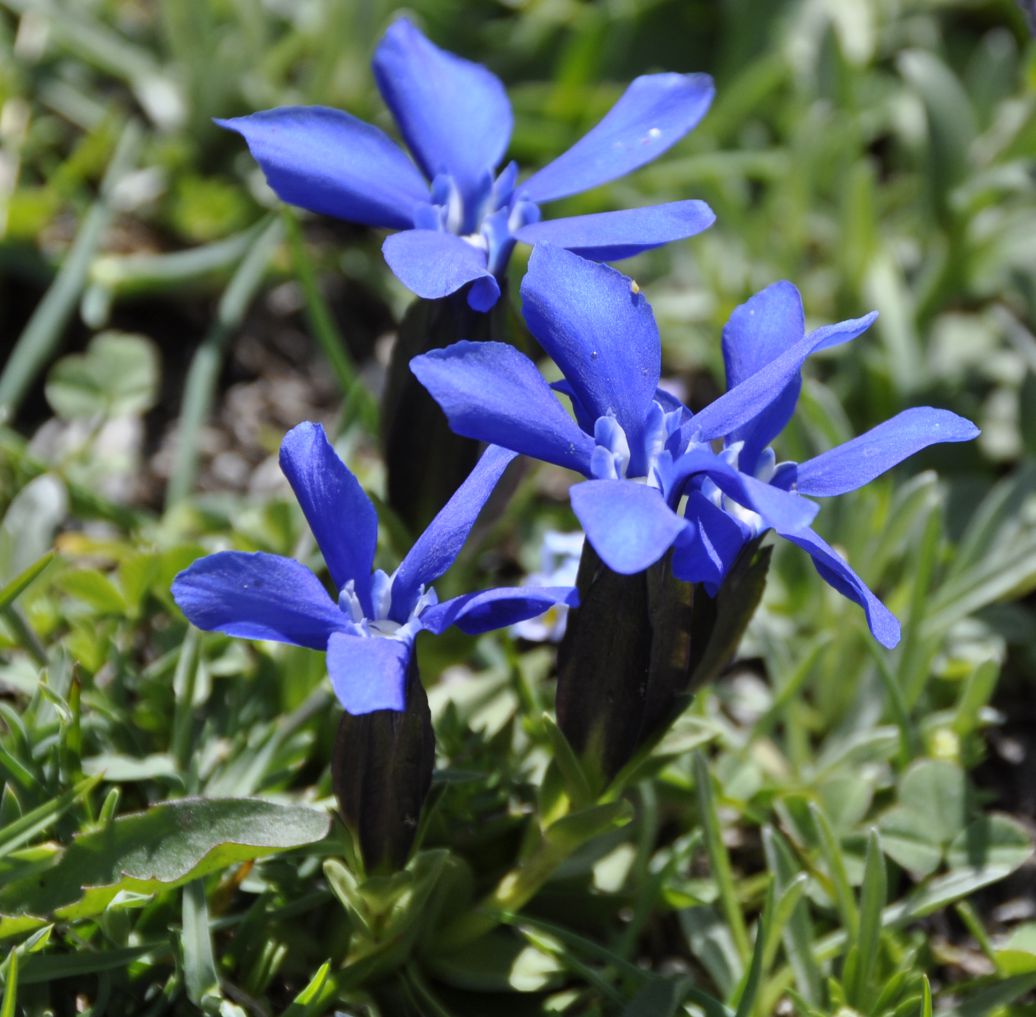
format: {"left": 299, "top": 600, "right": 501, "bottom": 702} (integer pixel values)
{"left": 216, "top": 18, "right": 715, "bottom": 311}
{"left": 411, "top": 246, "right": 979, "bottom": 648}
{"left": 511, "top": 530, "right": 585, "bottom": 643}
{"left": 171, "top": 422, "right": 577, "bottom": 713}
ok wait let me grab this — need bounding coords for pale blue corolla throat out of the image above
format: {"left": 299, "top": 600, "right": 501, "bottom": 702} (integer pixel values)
{"left": 337, "top": 570, "right": 439, "bottom": 642}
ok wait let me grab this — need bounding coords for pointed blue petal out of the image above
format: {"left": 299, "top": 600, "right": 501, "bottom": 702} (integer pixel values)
{"left": 419, "top": 585, "right": 579, "bottom": 635}
{"left": 372, "top": 18, "right": 512, "bottom": 203}
{"left": 411, "top": 341, "right": 596, "bottom": 474}
{"left": 722, "top": 282, "right": 805, "bottom": 389}
{"left": 521, "top": 73, "right": 714, "bottom": 203}
{"left": 792, "top": 408, "right": 980, "bottom": 497}
{"left": 689, "top": 328, "right": 852, "bottom": 446}
{"left": 807, "top": 310, "right": 878, "bottom": 352}
{"left": 515, "top": 200, "right": 715, "bottom": 261}
{"left": 216, "top": 107, "right": 427, "bottom": 229}
{"left": 382, "top": 230, "right": 500, "bottom": 310}
{"left": 671, "top": 492, "right": 750, "bottom": 591}
{"left": 720, "top": 282, "right": 805, "bottom": 469}
{"left": 521, "top": 246, "right": 660, "bottom": 472}
{"left": 279, "top": 423, "right": 378, "bottom": 613}
{"left": 326, "top": 632, "right": 413, "bottom": 714}
{"left": 392, "top": 445, "right": 517, "bottom": 618}
{"left": 570, "top": 479, "right": 688, "bottom": 574}
{"left": 172, "top": 551, "right": 349, "bottom": 650}
{"left": 780, "top": 527, "right": 901, "bottom": 648}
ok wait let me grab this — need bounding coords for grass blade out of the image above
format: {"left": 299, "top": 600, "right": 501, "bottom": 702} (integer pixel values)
{"left": 0, "top": 121, "right": 142, "bottom": 419}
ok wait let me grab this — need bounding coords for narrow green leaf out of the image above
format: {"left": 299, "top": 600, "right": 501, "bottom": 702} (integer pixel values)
{"left": 809, "top": 802, "right": 858, "bottom": 938}
{"left": 0, "top": 948, "right": 17, "bottom": 1017}
{"left": 762, "top": 828, "right": 823, "bottom": 1006}
{"left": 0, "top": 553, "right": 55, "bottom": 611}
{"left": 695, "top": 753, "right": 751, "bottom": 963}
{"left": 181, "top": 880, "right": 220, "bottom": 1008}
{"left": 732, "top": 879, "right": 776, "bottom": 1017}
{"left": 0, "top": 121, "right": 142, "bottom": 419}
{"left": 277, "top": 961, "right": 330, "bottom": 1017}
{"left": 848, "top": 830, "right": 887, "bottom": 1010}
{"left": 0, "top": 774, "right": 101, "bottom": 859}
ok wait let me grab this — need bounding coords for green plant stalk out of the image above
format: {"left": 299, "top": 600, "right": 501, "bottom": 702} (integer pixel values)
{"left": 0, "top": 121, "right": 142, "bottom": 420}
{"left": 165, "top": 216, "right": 282, "bottom": 507}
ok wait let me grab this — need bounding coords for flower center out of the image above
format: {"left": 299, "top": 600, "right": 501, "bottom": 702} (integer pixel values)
{"left": 589, "top": 400, "right": 686, "bottom": 488}
{"left": 337, "top": 570, "right": 438, "bottom": 641}
{"left": 412, "top": 163, "right": 541, "bottom": 278}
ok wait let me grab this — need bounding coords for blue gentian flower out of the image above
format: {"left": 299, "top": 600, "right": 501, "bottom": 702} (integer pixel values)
{"left": 216, "top": 18, "right": 715, "bottom": 311}
{"left": 411, "top": 246, "right": 979, "bottom": 648}
{"left": 172, "top": 422, "right": 577, "bottom": 714}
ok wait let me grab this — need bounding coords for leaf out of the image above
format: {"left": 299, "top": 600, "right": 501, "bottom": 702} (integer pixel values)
{"left": 946, "top": 814, "right": 1033, "bottom": 874}
{"left": 0, "top": 774, "right": 102, "bottom": 859}
{"left": 0, "top": 798, "right": 330, "bottom": 927}
{"left": 45, "top": 331, "right": 159, "bottom": 420}
{"left": 878, "top": 807, "right": 942, "bottom": 878}
{"left": 897, "top": 759, "right": 971, "bottom": 846}
{"left": 428, "top": 928, "right": 563, "bottom": 992}
{"left": 994, "top": 923, "right": 1036, "bottom": 976}
{"left": 0, "top": 554, "right": 56, "bottom": 612}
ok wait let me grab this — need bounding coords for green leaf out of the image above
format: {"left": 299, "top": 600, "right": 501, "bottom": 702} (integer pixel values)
{"left": 277, "top": 961, "right": 330, "bottom": 1017}
{"left": 994, "top": 923, "right": 1036, "bottom": 976}
{"left": 899, "top": 760, "right": 971, "bottom": 847}
{"left": 878, "top": 807, "right": 943, "bottom": 878}
{"left": 0, "top": 798, "right": 330, "bottom": 926}
{"left": 946, "top": 814, "right": 1033, "bottom": 874}
{"left": 0, "top": 948, "right": 17, "bottom": 1017}
{"left": 58, "top": 569, "right": 128, "bottom": 614}
{"left": 45, "top": 331, "right": 159, "bottom": 420}
{"left": 428, "top": 928, "right": 563, "bottom": 992}
{"left": 0, "top": 553, "right": 56, "bottom": 611}
{"left": 0, "top": 774, "right": 102, "bottom": 859}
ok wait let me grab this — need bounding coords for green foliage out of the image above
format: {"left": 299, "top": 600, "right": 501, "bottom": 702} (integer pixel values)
{"left": 0, "top": 0, "right": 1034, "bottom": 1013}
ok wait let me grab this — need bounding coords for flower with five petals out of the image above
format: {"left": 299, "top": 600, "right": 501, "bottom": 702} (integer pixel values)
{"left": 217, "top": 18, "right": 715, "bottom": 311}
{"left": 172, "top": 422, "right": 577, "bottom": 713}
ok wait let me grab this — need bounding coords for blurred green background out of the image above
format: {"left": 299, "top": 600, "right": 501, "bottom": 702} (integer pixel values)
{"left": 2, "top": 1, "right": 1036, "bottom": 1015}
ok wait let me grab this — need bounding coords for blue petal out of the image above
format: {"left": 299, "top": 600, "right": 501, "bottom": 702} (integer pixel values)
{"left": 663, "top": 449, "right": 818, "bottom": 535}
{"left": 391, "top": 445, "right": 517, "bottom": 619}
{"left": 216, "top": 107, "right": 427, "bottom": 230}
{"left": 419, "top": 585, "right": 579, "bottom": 635}
{"left": 722, "top": 282, "right": 805, "bottom": 389}
{"left": 279, "top": 423, "right": 378, "bottom": 613}
{"left": 326, "top": 632, "right": 413, "bottom": 714}
{"left": 372, "top": 18, "right": 512, "bottom": 204}
{"left": 807, "top": 311, "right": 878, "bottom": 352}
{"left": 382, "top": 230, "right": 500, "bottom": 311}
{"left": 521, "top": 73, "right": 715, "bottom": 203}
{"left": 514, "top": 200, "right": 715, "bottom": 261}
{"left": 570, "top": 479, "right": 689, "bottom": 574}
{"left": 410, "top": 341, "right": 596, "bottom": 474}
{"left": 721, "top": 282, "right": 804, "bottom": 466}
{"left": 172, "top": 551, "right": 350, "bottom": 650}
{"left": 780, "top": 527, "right": 901, "bottom": 648}
{"left": 792, "top": 408, "right": 980, "bottom": 497}
{"left": 671, "top": 492, "right": 750, "bottom": 592}
{"left": 688, "top": 323, "right": 863, "bottom": 445}
{"left": 521, "top": 246, "right": 660, "bottom": 473}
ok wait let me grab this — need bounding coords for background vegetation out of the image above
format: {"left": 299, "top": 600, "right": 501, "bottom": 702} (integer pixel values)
{"left": 1, "top": 0, "right": 1035, "bottom": 1014}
